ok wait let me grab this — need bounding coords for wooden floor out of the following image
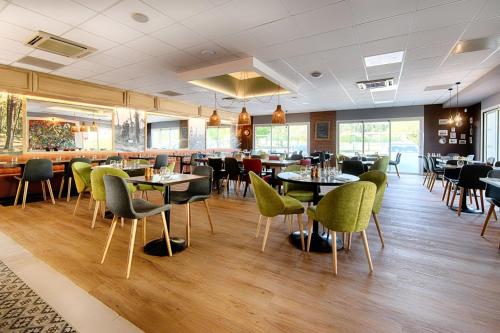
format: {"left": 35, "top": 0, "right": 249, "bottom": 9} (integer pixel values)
{"left": 0, "top": 175, "right": 499, "bottom": 333}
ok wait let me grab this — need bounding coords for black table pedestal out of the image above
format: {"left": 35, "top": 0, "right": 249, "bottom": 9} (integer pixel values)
{"left": 450, "top": 189, "right": 483, "bottom": 214}
{"left": 144, "top": 237, "right": 186, "bottom": 256}
{"left": 289, "top": 230, "right": 344, "bottom": 252}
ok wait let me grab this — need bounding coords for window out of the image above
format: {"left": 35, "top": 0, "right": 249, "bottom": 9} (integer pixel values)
{"left": 254, "top": 124, "right": 309, "bottom": 154}
{"left": 206, "top": 126, "right": 231, "bottom": 148}
{"left": 150, "top": 127, "right": 180, "bottom": 149}
{"left": 338, "top": 119, "right": 422, "bottom": 174}
{"left": 483, "top": 108, "right": 500, "bottom": 162}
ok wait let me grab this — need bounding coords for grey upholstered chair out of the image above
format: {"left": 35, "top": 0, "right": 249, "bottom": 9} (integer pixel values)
{"left": 59, "top": 157, "right": 91, "bottom": 201}
{"left": 170, "top": 165, "right": 214, "bottom": 246}
{"left": 104, "top": 155, "right": 123, "bottom": 164}
{"left": 100, "top": 175, "right": 172, "bottom": 279}
{"left": 153, "top": 154, "right": 169, "bottom": 169}
{"left": 341, "top": 160, "right": 364, "bottom": 176}
{"left": 14, "top": 159, "right": 55, "bottom": 209}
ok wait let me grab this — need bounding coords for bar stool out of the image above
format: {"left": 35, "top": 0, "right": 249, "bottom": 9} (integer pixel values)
{"left": 59, "top": 157, "right": 91, "bottom": 201}
{"left": 100, "top": 175, "right": 172, "bottom": 279}
{"left": 14, "top": 159, "right": 55, "bottom": 209}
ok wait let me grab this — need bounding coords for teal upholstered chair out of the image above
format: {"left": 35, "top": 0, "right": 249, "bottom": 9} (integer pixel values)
{"left": 370, "top": 157, "right": 390, "bottom": 173}
{"left": 306, "top": 181, "right": 376, "bottom": 275}
{"left": 359, "top": 170, "right": 387, "bottom": 247}
{"left": 249, "top": 171, "right": 305, "bottom": 251}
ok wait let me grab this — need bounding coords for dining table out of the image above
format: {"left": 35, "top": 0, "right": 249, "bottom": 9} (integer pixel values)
{"left": 277, "top": 171, "right": 359, "bottom": 252}
{"left": 126, "top": 173, "right": 207, "bottom": 256}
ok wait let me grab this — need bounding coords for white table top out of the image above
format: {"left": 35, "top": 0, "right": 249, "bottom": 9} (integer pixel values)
{"left": 480, "top": 177, "right": 500, "bottom": 188}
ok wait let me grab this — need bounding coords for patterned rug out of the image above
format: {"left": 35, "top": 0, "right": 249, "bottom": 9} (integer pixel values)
{"left": 0, "top": 260, "right": 77, "bottom": 333}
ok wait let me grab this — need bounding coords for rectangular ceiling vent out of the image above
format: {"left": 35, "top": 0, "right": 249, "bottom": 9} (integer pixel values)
{"left": 17, "top": 56, "right": 65, "bottom": 70}
{"left": 159, "top": 90, "right": 183, "bottom": 96}
{"left": 357, "top": 78, "right": 394, "bottom": 90}
{"left": 25, "top": 31, "right": 96, "bottom": 58}
{"left": 424, "top": 84, "right": 453, "bottom": 91}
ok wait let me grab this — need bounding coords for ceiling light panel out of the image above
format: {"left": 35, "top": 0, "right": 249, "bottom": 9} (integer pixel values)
{"left": 364, "top": 51, "right": 404, "bottom": 67}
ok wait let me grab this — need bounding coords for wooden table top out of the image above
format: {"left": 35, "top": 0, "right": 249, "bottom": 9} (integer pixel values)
{"left": 126, "top": 173, "right": 206, "bottom": 187}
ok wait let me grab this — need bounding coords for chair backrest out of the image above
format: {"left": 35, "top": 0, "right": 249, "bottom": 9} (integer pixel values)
{"left": 248, "top": 171, "right": 285, "bottom": 217}
{"left": 485, "top": 170, "right": 500, "bottom": 200}
{"left": 341, "top": 160, "right": 364, "bottom": 176}
{"left": 105, "top": 155, "right": 122, "bottom": 164}
{"left": 315, "top": 181, "right": 376, "bottom": 232}
{"left": 190, "top": 153, "right": 199, "bottom": 166}
{"left": 187, "top": 166, "right": 213, "bottom": 196}
{"left": 486, "top": 157, "right": 495, "bottom": 165}
{"left": 154, "top": 154, "right": 168, "bottom": 169}
{"left": 495, "top": 161, "right": 500, "bottom": 168}
{"left": 224, "top": 157, "right": 241, "bottom": 177}
{"left": 290, "top": 154, "right": 303, "bottom": 160}
{"left": 467, "top": 154, "right": 475, "bottom": 161}
{"left": 283, "top": 165, "right": 314, "bottom": 194}
{"left": 359, "top": 170, "right": 387, "bottom": 214}
{"left": 166, "top": 162, "right": 175, "bottom": 172}
{"left": 370, "top": 156, "right": 390, "bottom": 172}
{"left": 23, "top": 159, "right": 53, "bottom": 181}
{"left": 299, "top": 159, "right": 311, "bottom": 166}
{"left": 422, "top": 156, "right": 429, "bottom": 172}
{"left": 448, "top": 153, "right": 459, "bottom": 157}
{"left": 395, "top": 152, "right": 402, "bottom": 164}
{"left": 207, "top": 158, "right": 223, "bottom": 172}
{"left": 268, "top": 155, "right": 280, "bottom": 161}
{"left": 72, "top": 162, "right": 92, "bottom": 193}
{"left": 443, "top": 160, "right": 460, "bottom": 179}
{"left": 103, "top": 175, "right": 137, "bottom": 219}
{"left": 457, "top": 164, "right": 493, "bottom": 189}
{"left": 243, "top": 158, "right": 263, "bottom": 175}
{"left": 90, "top": 167, "right": 130, "bottom": 201}
{"left": 259, "top": 151, "right": 269, "bottom": 160}
{"left": 65, "top": 157, "right": 91, "bottom": 176}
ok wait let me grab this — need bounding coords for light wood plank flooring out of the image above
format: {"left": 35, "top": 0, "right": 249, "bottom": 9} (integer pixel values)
{"left": 0, "top": 175, "right": 499, "bottom": 333}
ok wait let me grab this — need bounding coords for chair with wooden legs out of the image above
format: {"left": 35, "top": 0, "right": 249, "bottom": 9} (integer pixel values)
{"left": 249, "top": 171, "right": 305, "bottom": 252}
{"left": 89, "top": 167, "right": 137, "bottom": 228}
{"left": 71, "top": 161, "right": 92, "bottom": 215}
{"left": 480, "top": 170, "right": 500, "bottom": 238}
{"left": 359, "top": 170, "right": 387, "bottom": 247}
{"left": 306, "top": 181, "right": 376, "bottom": 275}
{"left": 442, "top": 160, "right": 460, "bottom": 206}
{"left": 389, "top": 153, "right": 402, "bottom": 177}
{"left": 100, "top": 175, "right": 172, "bottom": 279}
{"left": 421, "top": 156, "right": 431, "bottom": 187}
{"left": 223, "top": 157, "right": 243, "bottom": 197}
{"left": 282, "top": 164, "right": 314, "bottom": 232}
{"left": 169, "top": 166, "right": 214, "bottom": 247}
{"left": 370, "top": 156, "right": 390, "bottom": 173}
{"left": 59, "top": 157, "right": 91, "bottom": 202}
{"left": 425, "top": 156, "right": 444, "bottom": 192}
{"left": 449, "top": 164, "right": 492, "bottom": 216}
{"left": 14, "top": 159, "right": 55, "bottom": 209}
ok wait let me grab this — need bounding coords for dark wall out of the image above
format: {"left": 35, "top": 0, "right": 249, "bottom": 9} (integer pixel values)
{"left": 423, "top": 103, "right": 480, "bottom": 157}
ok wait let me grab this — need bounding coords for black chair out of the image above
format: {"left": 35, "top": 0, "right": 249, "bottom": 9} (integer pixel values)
{"left": 100, "top": 175, "right": 172, "bottom": 279}
{"left": 14, "top": 159, "right": 55, "bottom": 208}
{"left": 442, "top": 160, "right": 461, "bottom": 206}
{"left": 153, "top": 154, "right": 168, "bottom": 169}
{"left": 105, "top": 155, "right": 122, "bottom": 165}
{"left": 421, "top": 155, "right": 430, "bottom": 186}
{"left": 181, "top": 153, "right": 199, "bottom": 174}
{"left": 426, "top": 156, "right": 444, "bottom": 192}
{"left": 207, "top": 158, "right": 227, "bottom": 194}
{"left": 59, "top": 157, "right": 91, "bottom": 201}
{"left": 495, "top": 161, "right": 500, "bottom": 168}
{"left": 290, "top": 154, "right": 303, "bottom": 160}
{"left": 389, "top": 153, "right": 402, "bottom": 178}
{"left": 341, "top": 160, "right": 364, "bottom": 176}
{"left": 450, "top": 164, "right": 492, "bottom": 216}
{"left": 170, "top": 166, "right": 214, "bottom": 246}
{"left": 480, "top": 170, "right": 500, "bottom": 238}
{"left": 224, "top": 157, "right": 243, "bottom": 196}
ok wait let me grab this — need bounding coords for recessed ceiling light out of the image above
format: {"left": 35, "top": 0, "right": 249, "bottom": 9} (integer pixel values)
{"left": 364, "top": 51, "right": 404, "bottom": 67}
{"left": 131, "top": 12, "right": 149, "bottom": 23}
{"left": 310, "top": 71, "right": 323, "bottom": 78}
{"left": 370, "top": 84, "right": 398, "bottom": 92}
{"left": 374, "top": 100, "right": 393, "bottom": 104}
{"left": 200, "top": 49, "right": 217, "bottom": 56}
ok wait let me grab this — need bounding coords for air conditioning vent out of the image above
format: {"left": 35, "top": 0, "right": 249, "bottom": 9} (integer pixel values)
{"left": 25, "top": 31, "right": 96, "bottom": 58}
{"left": 17, "top": 56, "right": 65, "bottom": 70}
{"left": 159, "top": 90, "right": 183, "bottom": 97}
{"left": 424, "top": 84, "right": 453, "bottom": 91}
{"left": 357, "top": 78, "right": 394, "bottom": 90}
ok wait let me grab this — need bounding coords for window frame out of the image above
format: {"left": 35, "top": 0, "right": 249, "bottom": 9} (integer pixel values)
{"left": 205, "top": 125, "right": 232, "bottom": 149}
{"left": 252, "top": 122, "right": 310, "bottom": 154}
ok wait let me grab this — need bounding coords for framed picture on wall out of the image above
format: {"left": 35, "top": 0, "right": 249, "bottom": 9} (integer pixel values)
{"left": 315, "top": 121, "right": 330, "bottom": 140}
{"left": 438, "top": 129, "right": 448, "bottom": 136}
{"left": 459, "top": 140, "right": 466, "bottom": 144}
{"left": 449, "top": 139, "right": 457, "bottom": 144}
{"left": 438, "top": 119, "right": 449, "bottom": 125}
{"left": 450, "top": 132, "right": 456, "bottom": 139}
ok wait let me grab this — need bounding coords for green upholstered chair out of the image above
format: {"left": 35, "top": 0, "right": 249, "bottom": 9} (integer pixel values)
{"left": 359, "top": 170, "right": 387, "bottom": 247}
{"left": 370, "top": 156, "right": 390, "bottom": 173}
{"left": 306, "top": 181, "right": 376, "bottom": 275}
{"left": 249, "top": 171, "right": 306, "bottom": 251}
{"left": 72, "top": 162, "right": 92, "bottom": 216}
{"left": 90, "top": 167, "right": 136, "bottom": 229}
{"left": 283, "top": 165, "right": 314, "bottom": 203}
{"left": 137, "top": 162, "right": 176, "bottom": 198}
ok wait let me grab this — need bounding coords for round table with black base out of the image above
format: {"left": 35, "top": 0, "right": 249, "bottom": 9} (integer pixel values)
{"left": 277, "top": 172, "right": 360, "bottom": 253}
{"left": 450, "top": 188, "right": 483, "bottom": 214}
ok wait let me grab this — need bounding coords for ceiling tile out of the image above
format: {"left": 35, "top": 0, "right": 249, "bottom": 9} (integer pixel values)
{"left": 143, "top": 0, "right": 213, "bottom": 21}
{"left": 406, "top": 43, "right": 453, "bottom": 61}
{"left": 462, "top": 17, "right": 500, "bottom": 39}
{"left": 151, "top": 23, "right": 207, "bottom": 49}
{"left": 0, "top": 20, "right": 34, "bottom": 42}
{"left": 360, "top": 36, "right": 408, "bottom": 57}
{"left": 0, "top": 4, "right": 71, "bottom": 35}
{"left": 294, "top": 1, "right": 354, "bottom": 36}
{"left": 0, "top": 49, "right": 24, "bottom": 64}
{"left": 215, "top": 30, "right": 267, "bottom": 54}
{"left": 357, "top": 13, "right": 412, "bottom": 43}
{"left": 156, "top": 50, "right": 206, "bottom": 71}
{"left": 350, "top": 0, "right": 418, "bottom": 24}
{"left": 11, "top": 61, "right": 53, "bottom": 72}
{"left": 103, "top": 45, "right": 152, "bottom": 64}
{"left": 29, "top": 49, "right": 78, "bottom": 65}
{"left": 126, "top": 35, "right": 177, "bottom": 56}
{"left": 72, "top": 0, "right": 121, "bottom": 12}
{"left": 183, "top": 42, "right": 234, "bottom": 62}
{"left": 0, "top": 36, "right": 33, "bottom": 55}
{"left": 475, "top": 0, "right": 500, "bottom": 21}
{"left": 12, "top": 0, "right": 96, "bottom": 25}
{"left": 407, "top": 23, "right": 466, "bottom": 49}
{"left": 414, "top": 0, "right": 483, "bottom": 32}
{"left": 80, "top": 14, "right": 142, "bottom": 44}
{"left": 322, "top": 45, "right": 365, "bottom": 71}
{"left": 62, "top": 28, "right": 118, "bottom": 52}
{"left": 52, "top": 66, "right": 94, "bottom": 80}
{"left": 103, "top": 0, "right": 174, "bottom": 33}
{"left": 68, "top": 59, "right": 114, "bottom": 74}
{"left": 83, "top": 52, "right": 132, "bottom": 68}
{"left": 280, "top": 0, "right": 342, "bottom": 15}
{"left": 219, "top": 0, "right": 288, "bottom": 32}
{"left": 250, "top": 17, "right": 305, "bottom": 47}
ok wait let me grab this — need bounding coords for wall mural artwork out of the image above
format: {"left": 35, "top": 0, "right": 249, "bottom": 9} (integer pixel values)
{"left": 28, "top": 120, "right": 75, "bottom": 151}
{"left": 0, "top": 93, "right": 24, "bottom": 153}
{"left": 114, "top": 107, "right": 145, "bottom": 152}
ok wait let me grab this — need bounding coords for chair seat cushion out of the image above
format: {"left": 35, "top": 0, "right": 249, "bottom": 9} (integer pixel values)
{"left": 282, "top": 196, "right": 305, "bottom": 214}
{"left": 132, "top": 198, "right": 170, "bottom": 218}
{"left": 170, "top": 190, "right": 209, "bottom": 204}
{"left": 286, "top": 190, "right": 314, "bottom": 202}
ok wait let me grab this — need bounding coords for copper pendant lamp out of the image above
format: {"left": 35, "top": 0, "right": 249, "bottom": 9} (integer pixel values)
{"left": 208, "top": 92, "right": 221, "bottom": 126}
{"left": 271, "top": 87, "right": 286, "bottom": 124}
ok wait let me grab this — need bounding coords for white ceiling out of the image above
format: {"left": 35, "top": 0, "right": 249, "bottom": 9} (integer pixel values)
{"left": 0, "top": 0, "right": 499, "bottom": 116}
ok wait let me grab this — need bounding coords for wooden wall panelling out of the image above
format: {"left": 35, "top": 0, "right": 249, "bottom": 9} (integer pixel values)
{"left": 0, "top": 65, "right": 32, "bottom": 94}
{"left": 126, "top": 91, "right": 155, "bottom": 110}
{"left": 156, "top": 97, "right": 199, "bottom": 118}
{"left": 32, "top": 73, "right": 126, "bottom": 107}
